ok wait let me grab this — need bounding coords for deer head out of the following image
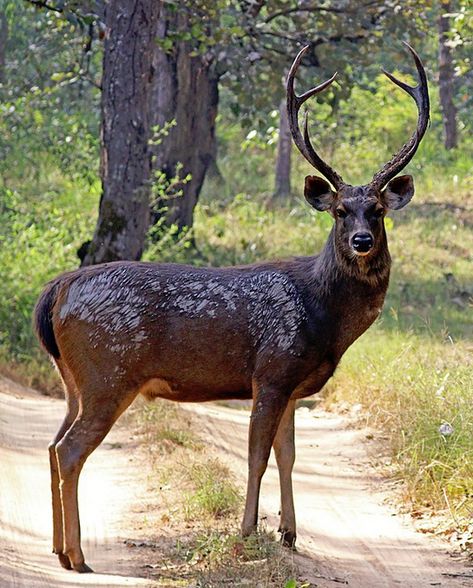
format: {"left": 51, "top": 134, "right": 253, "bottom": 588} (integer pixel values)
{"left": 287, "top": 43, "right": 429, "bottom": 260}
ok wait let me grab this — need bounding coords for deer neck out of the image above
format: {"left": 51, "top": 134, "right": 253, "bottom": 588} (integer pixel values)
{"left": 311, "top": 225, "right": 391, "bottom": 302}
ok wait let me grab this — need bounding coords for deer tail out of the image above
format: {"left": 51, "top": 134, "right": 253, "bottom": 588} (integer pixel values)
{"left": 33, "top": 280, "right": 61, "bottom": 359}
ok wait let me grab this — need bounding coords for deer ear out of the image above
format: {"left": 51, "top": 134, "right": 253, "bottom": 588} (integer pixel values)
{"left": 382, "top": 175, "right": 414, "bottom": 210}
{"left": 304, "top": 175, "right": 335, "bottom": 211}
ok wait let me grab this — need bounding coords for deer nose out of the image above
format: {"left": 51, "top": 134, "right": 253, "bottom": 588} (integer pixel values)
{"left": 352, "top": 232, "right": 374, "bottom": 253}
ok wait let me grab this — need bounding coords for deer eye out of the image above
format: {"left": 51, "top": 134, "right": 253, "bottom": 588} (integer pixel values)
{"left": 335, "top": 208, "right": 347, "bottom": 219}
{"left": 372, "top": 207, "right": 385, "bottom": 218}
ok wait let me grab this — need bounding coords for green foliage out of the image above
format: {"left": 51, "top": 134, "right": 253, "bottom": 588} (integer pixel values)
{"left": 0, "top": 2, "right": 101, "bottom": 392}
{"left": 138, "top": 401, "right": 202, "bottom": 452}
{"left": 184, "top": 460, "right": 241, "bottom": 520}
{"left": 0, "top": 2, "right": 101, "bottom": 183}
{"left": 444, "top": 2, "right": 473, "bottom": 129}
{"left": 145, "top": 126, "right": 195, "bottom": 263}
{"left": 0, "top": 177, "right": 98, "bottom": 369}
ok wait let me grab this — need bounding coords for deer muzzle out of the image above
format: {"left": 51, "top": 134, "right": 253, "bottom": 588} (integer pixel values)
{"left": 351, "top": 232, "right": 374, "bottom": 255}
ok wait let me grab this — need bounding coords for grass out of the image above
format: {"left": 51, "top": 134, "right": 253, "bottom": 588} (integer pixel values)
{"left": 325, "top": 328, "right": 473, "bottom": 521}
{"left": 183, "top": 460, "right": 241, "bottom": 521}
{"left": 138, "top": 401, "right": 202, "bottom": 453}
{"left": 179, "top": 528, "right": 300, "bottom": 587}
{"left": 130, "top": 398, "right": 302, "bottom": 586}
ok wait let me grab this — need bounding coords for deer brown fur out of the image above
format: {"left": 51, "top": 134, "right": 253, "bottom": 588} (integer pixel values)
{"left": 34, "top": 44, "right": 429, "bottom": 573}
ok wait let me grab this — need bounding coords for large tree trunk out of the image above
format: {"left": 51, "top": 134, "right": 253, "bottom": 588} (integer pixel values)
{"left": 438, "top": 1, "right": 458, "bottom": 150}
{"left": 273, "top": 97, "right": 292, "bottom": 200}
{"left": 82, "top": 0, "right": 158, "bottom": 266}
{"left": 150, "top": 8, "right": 219, "bottom": 232}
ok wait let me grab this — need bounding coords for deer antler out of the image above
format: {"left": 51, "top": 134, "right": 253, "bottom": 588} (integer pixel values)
{"left": 286, "top": 45, "right": 345, "bottom": 190}
{"left": 371, "top": 42, "right": 430, "bottom": 189}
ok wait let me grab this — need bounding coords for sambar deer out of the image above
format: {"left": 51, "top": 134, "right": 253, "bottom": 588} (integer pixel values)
{"left": 34, "top": 43, "right": 429, "bottom": 573}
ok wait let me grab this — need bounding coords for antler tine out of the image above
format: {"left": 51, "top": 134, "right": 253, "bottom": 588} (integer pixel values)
{"left": 287, "top": 45, "right": 345, "bottom": 190}
{"left": 372, "top": 42, "right": 430, "bottom": 189}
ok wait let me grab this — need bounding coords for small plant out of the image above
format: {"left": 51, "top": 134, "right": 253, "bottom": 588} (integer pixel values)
{"left": 137, "top": 401, "right": 201, "bottom": 452}
{"left": 181, "top": 527, "right": 298, "bottom": 587}
{"left": 184, "top": 460, "right": 241, "bottom": 520}
{"left": 145, "top": 123, "right": 195, "bottom": 263}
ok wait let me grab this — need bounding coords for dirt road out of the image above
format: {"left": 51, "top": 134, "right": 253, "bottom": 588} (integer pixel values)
{"left": 1, "top": 376, "right": 472, "bottom": 587}
{"left": 0, "top": 377, "right": 155, "bottom": 588}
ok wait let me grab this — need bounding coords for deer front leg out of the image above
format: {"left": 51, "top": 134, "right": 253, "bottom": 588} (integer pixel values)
{"left": 241, "top": 381, "right": 290, "bottom": 537}
{"left": 273, "top": 399, "right": 296, "bottom": 548}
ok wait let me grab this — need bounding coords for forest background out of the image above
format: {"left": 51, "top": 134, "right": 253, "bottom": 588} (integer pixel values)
{"left": 0, "top": 0, "right": 472, "bottom": 546}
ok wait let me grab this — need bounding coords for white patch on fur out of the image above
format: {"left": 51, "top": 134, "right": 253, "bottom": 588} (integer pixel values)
{"left": 59, "top": 266, "right": 307, "bottom": 356}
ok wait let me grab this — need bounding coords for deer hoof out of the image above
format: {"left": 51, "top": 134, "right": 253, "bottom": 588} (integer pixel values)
{"left": 57, "top": 552, "right": 72, "bottom": 570}
{"left": 73, "top": 561, "right": 94, "bottom": 573}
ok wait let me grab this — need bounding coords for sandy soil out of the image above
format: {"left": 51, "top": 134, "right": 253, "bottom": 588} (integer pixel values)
{"left": 0, "top": 377, "right": 157, "bottom": 588}
{"left": 1, "top": 376, "right": 472, "bottom": 587}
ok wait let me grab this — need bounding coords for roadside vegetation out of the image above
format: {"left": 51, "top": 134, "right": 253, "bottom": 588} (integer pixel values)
{"left": 126, "top": 400, "right": 303, "bottom": 587}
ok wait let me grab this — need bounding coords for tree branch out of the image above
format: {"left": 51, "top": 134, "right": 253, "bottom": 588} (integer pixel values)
{"left": 26, "top": 0, "right": 63, "bottom": 13}
{"left": 264, "top": 0, "right": 382, "bottom": 24}
{"left": 265, "top": 6, "right": 345, "bottom": 24}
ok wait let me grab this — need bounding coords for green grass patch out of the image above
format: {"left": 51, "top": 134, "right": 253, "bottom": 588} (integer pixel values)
{"left": 178, "top": 528, "right": 299, "bottom": 587}
{"left": 184, "top": 460, "right": 241, "bottom": 521}
{"left": 136, "top": 401, "right": 202, "bottom": 453}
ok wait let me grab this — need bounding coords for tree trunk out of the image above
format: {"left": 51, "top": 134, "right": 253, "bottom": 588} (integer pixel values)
{"left": 438, "top": 1, "right": 458, "bottom": 150}
{"left": 273, "top": 97, "right": 292, "bottom": 200}
{"left": 0, "top": 12, "right": 8, "bottom": 85}
{"left": 150, "top": 8, "right": 219, "bottom": 232}
{"left": 82, "top": 0, "right": 158, "bottom": 266}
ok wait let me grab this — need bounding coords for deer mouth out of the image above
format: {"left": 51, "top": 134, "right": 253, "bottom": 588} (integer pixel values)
{"left": 353, "top": 249, "right": 372, "bottom": 258}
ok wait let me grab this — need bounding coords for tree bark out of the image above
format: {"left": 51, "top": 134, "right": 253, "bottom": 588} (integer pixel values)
{"left": 438, "top": 0, "right": 458, "bottom": 150}
{"left": 273, "top": 97, "right": 292, "bottom": 200}
{"left": 82, "top": 0, "right": 158, "bottom": 266}
{"left": 150, "top": 7, "right": 219, "bottom": 232}
{"left": 0, "top": 12, "right": 8, "bottom": 85}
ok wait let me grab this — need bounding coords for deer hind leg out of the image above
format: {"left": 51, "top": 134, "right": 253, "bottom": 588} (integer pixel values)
{"left": 49, "top": 361, "right": 80, "bottom": 570}
{"left": 55, "top": 384, "right": 137, "bottom": 573}
{"left": 241, "top": 380, "right": 290, "bottom": 538}
{"left": 273, "top": 399, "right": 296, "bottom": 548}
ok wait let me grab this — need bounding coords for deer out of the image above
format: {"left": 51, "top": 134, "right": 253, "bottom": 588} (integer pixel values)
{"left": 34, "top": 43, "right": 429, "bottom": 573}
